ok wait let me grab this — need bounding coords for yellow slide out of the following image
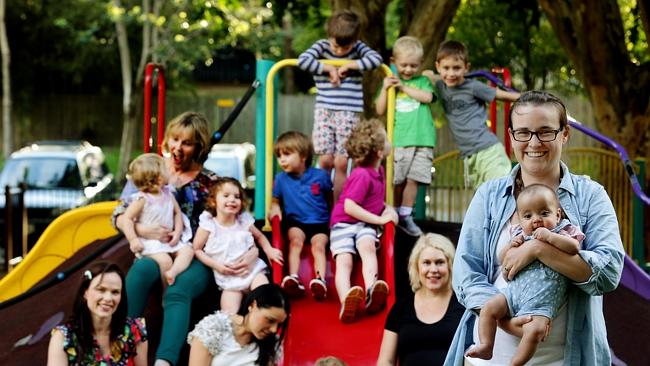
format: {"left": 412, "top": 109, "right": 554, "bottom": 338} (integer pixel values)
{"left": 0, "top": 201, "right": 118, "bottom": 302}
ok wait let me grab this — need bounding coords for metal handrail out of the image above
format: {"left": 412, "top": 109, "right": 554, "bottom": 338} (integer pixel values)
{"left": 143, "top": 63, "right": 166, "bottom": 155}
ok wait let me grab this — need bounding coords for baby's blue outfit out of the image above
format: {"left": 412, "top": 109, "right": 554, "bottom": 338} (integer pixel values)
{"left": 503, "top": 219, "right": 577, "bottom": 319}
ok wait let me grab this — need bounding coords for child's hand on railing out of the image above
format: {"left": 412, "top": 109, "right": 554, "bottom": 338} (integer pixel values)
{"left": 380, "top": 206, "right": 399, "bottom": 225}
{"left": 268, "top": 205, "right": 283, "bottom": 221}
{"left": 323, "top": 64, "right": 341, "bottom": 86}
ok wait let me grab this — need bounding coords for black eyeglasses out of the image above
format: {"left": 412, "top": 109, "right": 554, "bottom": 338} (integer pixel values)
{"left": 510, "top": 128, "right": 563, "bottom": 142}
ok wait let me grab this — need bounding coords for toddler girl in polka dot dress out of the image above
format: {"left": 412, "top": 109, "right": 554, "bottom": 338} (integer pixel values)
{"left": 466, "top": 183, "right": 584, "bottom": 366}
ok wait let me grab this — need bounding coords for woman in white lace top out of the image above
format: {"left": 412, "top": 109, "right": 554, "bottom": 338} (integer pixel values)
{"left": 187, "top": 284, "right": 290, "bottom": 365}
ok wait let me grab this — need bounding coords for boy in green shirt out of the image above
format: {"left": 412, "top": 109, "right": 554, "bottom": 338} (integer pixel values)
{"left": 376, "top": 36, "right": 436, "bottom": 237}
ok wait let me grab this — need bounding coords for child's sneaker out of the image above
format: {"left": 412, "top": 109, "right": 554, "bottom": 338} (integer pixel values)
{"left": 339, "top": 286, "right": 364, "bottom": 323}
{"left": 398, "top": 215, "right": 423, "bottom": 237}
{"left": 309, "top": 277, "right": 327, "bottom": 301}
{"left": 365, "top": 280, "right": 389, "bottom": 314}
{"left": 281, "top": 274, "right": 305, "bottom": 297}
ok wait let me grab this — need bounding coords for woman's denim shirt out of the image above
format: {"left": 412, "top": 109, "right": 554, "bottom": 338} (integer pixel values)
{"left": 444, "top": 163, "right": 625, "bottom": 366}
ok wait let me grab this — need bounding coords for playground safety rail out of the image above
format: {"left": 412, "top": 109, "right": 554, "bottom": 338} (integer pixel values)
{"left": 258, "top": 59, "right": 396, "bottom": 229}
{"left": 143, "top": 63, "right": 166, "bottom": 154}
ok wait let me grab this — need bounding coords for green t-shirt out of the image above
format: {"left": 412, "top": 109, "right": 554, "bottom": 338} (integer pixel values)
{"left": 392, "top": 75, "right": 437, "bottom": 147}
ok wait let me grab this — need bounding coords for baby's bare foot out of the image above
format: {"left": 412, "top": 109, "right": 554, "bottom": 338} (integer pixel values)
{"left": 165, "top": 270, "right": 176, "bottom": 286}
{"left": 465, "top": 344, "right": 493, "bottom": 360}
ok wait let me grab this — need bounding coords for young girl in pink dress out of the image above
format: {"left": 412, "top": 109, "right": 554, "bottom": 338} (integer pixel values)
{"left": 121, "top": 153, "right": 194, "bottom": 286}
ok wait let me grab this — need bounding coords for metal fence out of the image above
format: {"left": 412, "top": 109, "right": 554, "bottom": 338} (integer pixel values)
{"left": 424, "top": 148, "right": 646, "bottom": 260}
{"left": 0, "top": 92, "right": 599, "bottom": 152}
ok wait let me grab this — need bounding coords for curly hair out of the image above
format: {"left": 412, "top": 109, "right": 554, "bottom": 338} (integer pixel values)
{"left": 128, "top": 153, "right": 165, "bottom": 193}
{"left": 344, "top": 118, "right": 387, "bottom": 167}
{"left": 162, "top": 111, "right": 212, "bottom": 164}
{"left": 204, "top": 177, "right": 248, "bottom": 217}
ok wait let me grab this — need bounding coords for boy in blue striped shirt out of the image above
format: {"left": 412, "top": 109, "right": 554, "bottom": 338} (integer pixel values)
{"left": 298, "top": 10, "right": 383, "bottom": 201}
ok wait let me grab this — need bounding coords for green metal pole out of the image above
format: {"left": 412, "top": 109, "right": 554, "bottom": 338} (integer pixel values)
{"left": 254, "top": 60, "right": 276, "bottom": 220}
{"left": 415, "top": 186, "right": 426, "bottom": 220}
{"left": 631, "top": 158, "right": 646, "bottom": 269}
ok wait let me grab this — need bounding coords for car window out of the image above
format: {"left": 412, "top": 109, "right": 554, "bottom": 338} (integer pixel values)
{"left": 204, "top": 156, "right": 241, "bottom": 181}
{"left": 0, "top": 158, "right": 83, "bottom": 189}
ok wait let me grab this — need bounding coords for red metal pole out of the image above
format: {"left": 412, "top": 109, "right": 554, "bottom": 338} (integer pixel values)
{"left": 144, "top": 64, "right": 154, "bottom": 153}
{"left": 489, "top": 80, "right": 497, "bottom": 134}
{"left": 156, "top": 67, "right": 166, "bottom": 155}
{"left": 144, "top": 63, "right": 166, "bottom": 155}
{"left": 502, "top": 67, "right": 512, "bottom": 157}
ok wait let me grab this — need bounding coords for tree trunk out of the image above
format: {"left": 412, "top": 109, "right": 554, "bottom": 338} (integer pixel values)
{"left": 114, "top": 0, "right": 135, "bottom": 185}
{"left": 0, "top": 0, "right": 11, "bottom": 158}
{"left": 402, "top": 0, "right": 461, "bottom": 70}
{"left": 152, "top": 0, "right": 161, "bottom": 63}
{"left": 282, "top": 14, "right": 296, "bottom": 94}
{"left": 136, "top": 0, "right": 151, "bottom": 84}
{"left": 538, "top": 0, "right": 650, "bottom": 162}
{"left": 330, "top": 0, "right": 461, "bottom": 116}
{"left": 331, "top": 0, "right": 390, "bottom": 117}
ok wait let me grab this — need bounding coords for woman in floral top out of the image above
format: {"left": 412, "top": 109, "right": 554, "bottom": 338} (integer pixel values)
{"left": 47, "top": 262, "right": 148, "bottom": 366}
{"left": 113, "top": 112, "right": 258, "bottom": 366}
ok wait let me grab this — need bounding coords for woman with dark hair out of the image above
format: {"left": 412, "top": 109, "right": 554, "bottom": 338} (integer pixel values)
{"left": 187, "top": 283, "right": 290, "bottom": 366}
{"left": 446, "top": 91, "right": 624, "bottom": 365}
{"left": 47, "top": 262, "right": 148, "bottom": 365}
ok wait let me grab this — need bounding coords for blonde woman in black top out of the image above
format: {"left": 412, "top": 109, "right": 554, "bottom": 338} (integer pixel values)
{"left": 377, "top": 233, "right": 464, "bottom": 365}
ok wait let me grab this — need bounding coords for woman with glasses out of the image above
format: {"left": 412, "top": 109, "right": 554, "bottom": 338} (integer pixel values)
{"left": 444, "top": 91, "right": 625, "bottom": 365}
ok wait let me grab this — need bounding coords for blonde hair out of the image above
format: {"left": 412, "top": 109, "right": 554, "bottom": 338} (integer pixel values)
{"left": 408, "top": 233, "right": 456, "bottom": 292}
{"left": 315, "top": 356, "right": 348, "bottom": 366}
{"left": 128, "top": 153, "right": 165, "bottom": 193}
{"left": 162, "top": 111, "right": 211, "bottom": 164}
{"left": 393, "top": 36, "right": 424, "bottom": 60}
{"left": 274, "top": 131, "right": 314, "bottom": 167}
{"left": 344, "top": 118, "right": 386, "bottom": 166}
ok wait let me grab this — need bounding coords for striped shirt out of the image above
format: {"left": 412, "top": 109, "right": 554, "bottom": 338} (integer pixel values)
{"left": 298, "top": 39, "right": 383, "bottom": 112}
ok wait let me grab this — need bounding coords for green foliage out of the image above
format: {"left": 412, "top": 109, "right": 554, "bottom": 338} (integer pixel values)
{"left": 619, "top": 0, "right": 649, "bottom": 65}
{"left": 384, "top": 0, "right": 402, "bottom": 47}
{"left": 270, "top": 0, "right": 329, "bottom": 56}
{"left": 449, "top": 0, "right": 581, "bottom": 94}
{"left": 6, "top": 0, "right": 120, "bottom": 96}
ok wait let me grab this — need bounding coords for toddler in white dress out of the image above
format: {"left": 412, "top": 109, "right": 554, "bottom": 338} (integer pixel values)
{"left": 122, "top": 153, "right": 194, "bottom": 285}
{"left": 193, "top": 177, "right": 284, "bottom": 313}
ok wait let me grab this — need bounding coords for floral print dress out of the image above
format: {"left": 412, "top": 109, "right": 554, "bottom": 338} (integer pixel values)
{"left": 53, "top": 317, "right": 147, "bottom": 366}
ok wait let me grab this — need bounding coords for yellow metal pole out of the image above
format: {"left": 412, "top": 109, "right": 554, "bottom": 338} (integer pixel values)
{"left": 264, "top": 59, "right": 395, "bottom": 230}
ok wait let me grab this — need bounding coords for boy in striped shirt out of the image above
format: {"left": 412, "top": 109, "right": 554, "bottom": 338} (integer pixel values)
{"left": 298, "top": 10, "right": 383, "bottom": 201}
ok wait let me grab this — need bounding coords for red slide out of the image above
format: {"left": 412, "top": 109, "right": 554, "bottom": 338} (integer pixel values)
{"left": 270, "top": 216, "right": 396, "bottom": 365}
